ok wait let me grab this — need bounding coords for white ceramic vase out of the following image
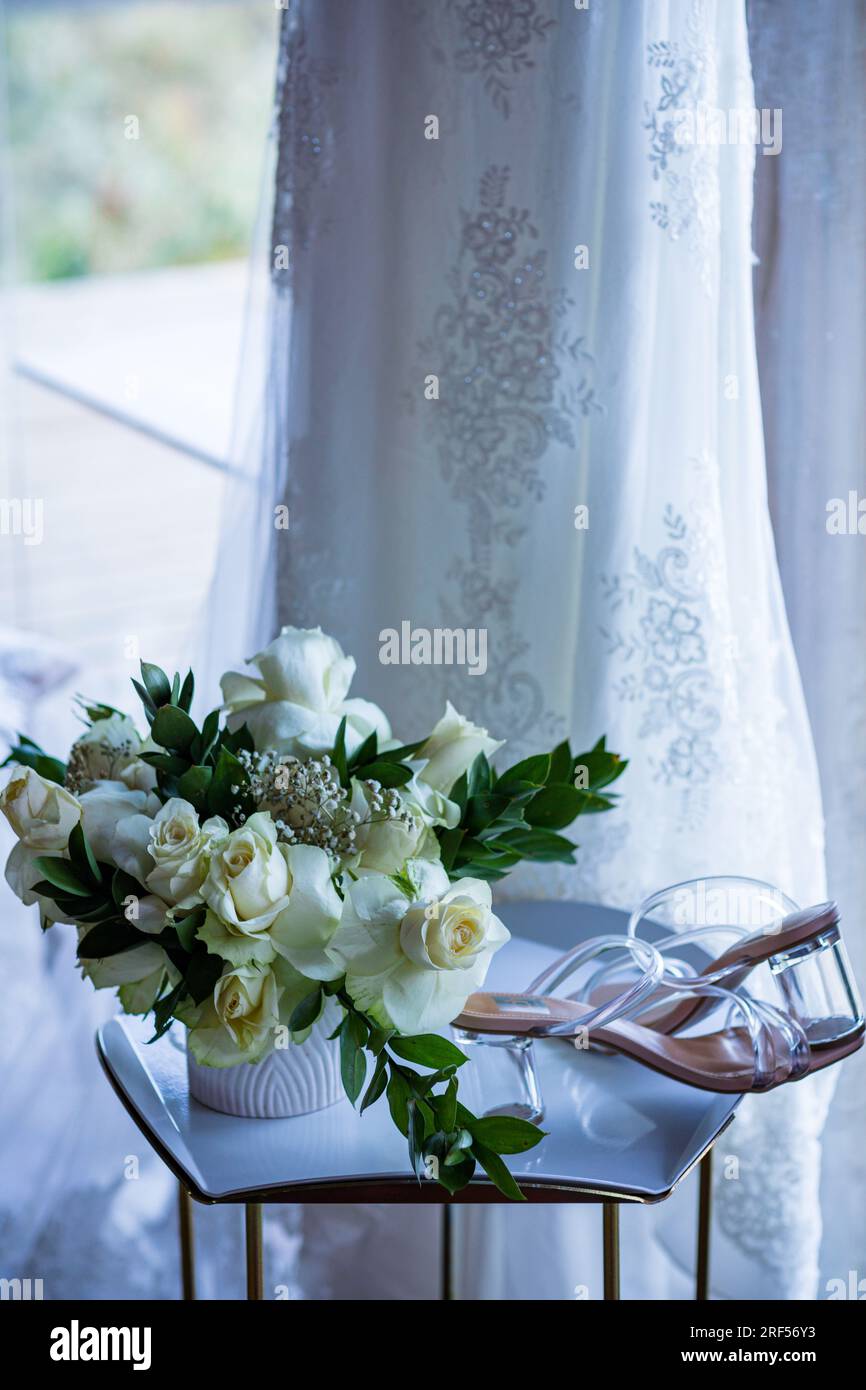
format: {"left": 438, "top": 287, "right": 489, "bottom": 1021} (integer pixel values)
{"left": 186, "top": 1003, "right": 344, "bottom": 1118}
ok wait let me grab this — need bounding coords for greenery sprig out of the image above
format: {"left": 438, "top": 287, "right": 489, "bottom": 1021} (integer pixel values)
{"left": 289, "top": 982, "right": 546, "bottom": 1200}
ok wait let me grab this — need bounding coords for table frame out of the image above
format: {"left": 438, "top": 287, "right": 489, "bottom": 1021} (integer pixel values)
{"left": 99, "top": 1036, "right": 730, "bottom": 1302}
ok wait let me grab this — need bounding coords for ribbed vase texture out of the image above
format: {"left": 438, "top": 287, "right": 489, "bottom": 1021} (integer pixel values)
{"left": 187, "top": 1005, "right": 343, "bottom": 1118}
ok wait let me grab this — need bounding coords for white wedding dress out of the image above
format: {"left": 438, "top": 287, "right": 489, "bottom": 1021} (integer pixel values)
{"left": 240, "top": 0, "right": 830, "bottom": 1299}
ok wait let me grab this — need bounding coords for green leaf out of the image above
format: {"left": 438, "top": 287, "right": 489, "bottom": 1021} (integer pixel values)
{"left": 547, "top": 739, "right": 574, "bottom": 784}
{"left": 140, "top": 661, "right": 172, "bottom": 709}
{"left": 332, "top": 716, "right": 349, "bottom": 790}
{"left": 207, "top": 747, "right": 252, "bottom": 823}
{"left": 177, "top": 764, "right": 213, "bottom": 812}
{"left": 219, "top": 722, "right": 254, "bottom": 756}
{"left": 138, "top": 751, "right": 189, "bottom": 774}
{"left": 437, "top": 827, "right": 465, "bottom": 873}
{"left": 174, "top": 905, "right": 206, "bottom": 953}
{"left": 435, "top": 1154, "right": 477, "bottom": 1194}
{"left": 178, "top": 669, "right": 195, "bottom": 713}
{"left": 378, "top": 739, "right": 426, "bottom": 763}
{"left": 464, "top": 792, "right": 512, "bottom": 835}
{"left": 367, "top": 1026, "right": 394, "bottom": 1056}
{"left": 407, "top": 1099, "right": 428, "bottom": 1181}
{"left": 434, "top": 1077, "right": 458, "bottom": 1134}
{"left": 340, "top": 1011, "right": 368, "bottom": 1105}
{"left": 386, "top": 1069, "right": 412, "bottom": 1136}
{"left": 449, "top": 770, "right": 468, "bottom": 815}
{"left": 112, "top": 868, "right": 145, "bottom": 910}
{"left": 359, "top": 1052, "right": 388, "bottom": 1113}
{"left": 67, "top": 823, "right": 103, "bottom": 886}
{"left": 288, "top": 987, "right": 324, "bottom": 1033}
{"left": 347, "top": 729, "right": 378, "bottom": 771}
{"left": 472, "top": 1141, "right": 525, "bottom": 1201}
{"left": 359, "top": 760, "right": 413, "bottom": 788}
{"left": 572, "top": 789, "right": 618, "bottom": 815}
{"left": 77, "top": 919, "right": 145, "bottom": 959}
{"left": 183, "top": 947, "right": 223, "bottom": 1005}
{"left": 496, "top": 754, "right": 550, "bottom": 790}
{"left": 491, "top": 827, "right": 577, "bottom": 863}
{"left": 32, "top": 856, "right": 91, "bottom": 898}
{"left": 62, "top": 898, "right": 118, "bottom": 924}
{"left": 131, "top": 679, "right": 157, "bottom": 724}
{"left": 467, "top": 753, "right": 492, "bottom": 798}
{"left": 197, "top": 709, "right": 221, "bottom": 764}
{"left": 388, "top": 1034, "right": 468, "bottom": 1070}
{"left": 150, "top": 979, "right": 185, "bottom": 1042}
{"left": 468, "top": 1115, "right": 546, "bottom": 1154}
{"left": 151, "top": 704, "right": 198, "bottom": 754}
{"left": 525, "top": 784, "right": 588, "bottom": 830}
{"left": 573, "top": 743, "right": 628, "bottom": 792}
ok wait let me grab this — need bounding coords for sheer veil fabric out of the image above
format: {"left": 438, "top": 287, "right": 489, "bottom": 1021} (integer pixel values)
{"left": 225, "top": 0, "right": 829, "bottom": 1298}
{"left": 749, "top": 0, "right": 866, "bottom": 1293}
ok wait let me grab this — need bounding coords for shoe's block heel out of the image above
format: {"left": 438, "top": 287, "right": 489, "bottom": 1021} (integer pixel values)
{"left": 451, "top": 1028, "right": 545, "bottom": 1125}
{"left": 770, "top": 926, "right": 864, "bottom": 1047}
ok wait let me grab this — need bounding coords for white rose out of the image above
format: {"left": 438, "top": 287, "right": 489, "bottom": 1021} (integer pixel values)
{"left": 199, "top": 816, "right": 343, "bottom": 979}
{"left": 180, "top": 962, "right": 281, "bottom": 1067}
{"left": 201, "top": 812, "right": 291, "bottom": 942}
{"left": 349, "top": 780, "right": 432, "bottom": 875}
{"left": 0, "top": 767, "right": 81, "bottom": 850}
{"left": 417, "top": 702, "right": 504, "bottom": 793}
{"left": 220, "top": 626, "right": 391, "bottom": 758}
{"left": 401, "top": 770, "right": 461, "bottom": 830}
{"left": 78, "top": 781, "right": 160, "bottom": 882}
{"left": 328, "top": 860, "right": 510, "bottom": 1033}
{"left": 5, "top": 840, "right": 77, "bottom": 924}
{"left": 348, "top": 772, "right": 456, "bottom": 875}
{"left": 68, "top": 713, "right": 143, "bottom": 788}
{"left": 145, "top": 798, "right": 228, "bottom": 908}
{"left": 119, "top": 740, "right": 159, "bottom": 792}
{"left": 78, "top": 925, "right": 168, "bottom": 993}
{"left": 119, "top": 892, "right": 171, "bottom": 934}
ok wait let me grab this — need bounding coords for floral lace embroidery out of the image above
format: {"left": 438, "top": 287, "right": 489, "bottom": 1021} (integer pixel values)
{"left": 272, "top": 7, "right": 340, "bottom": 290}
{"left": 600, "top": 504, "right": 721, "bottom": 810}
{"left": 443, "top": 0, "right": 556, "bottom": 117}
{"left": 643, "top": 1, "right": 719, "bottom": 291}
{"left": 413, "top": 165, "right": 600, "bottom": 748}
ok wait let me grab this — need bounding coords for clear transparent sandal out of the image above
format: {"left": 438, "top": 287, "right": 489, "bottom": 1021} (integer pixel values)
{"left": 452, "top": 915, "right": 864, "bottom": 1095}
{"left": 580, "top": 878, "right": 864, "bottom": 1049}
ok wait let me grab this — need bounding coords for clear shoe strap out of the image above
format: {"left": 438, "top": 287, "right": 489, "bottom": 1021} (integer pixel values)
{"left": 525, "top": 935, "right": 666, "bottom": 1036}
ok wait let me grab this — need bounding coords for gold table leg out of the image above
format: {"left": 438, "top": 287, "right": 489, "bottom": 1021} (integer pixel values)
{"left": 602, "top": 1203, "right": 620, "bottom": 1300}
{"left": 178, "top": 1183, "right": 196, "bottom": 1301}
{"left": 246, "top": 1203, "right": 264, "bottom": 1300}
{"left": 696, "top": 1148, "right": 713, "bottom": 1301}
{"left": 441, "top": 1205, "right": 453, "bottom": 1300}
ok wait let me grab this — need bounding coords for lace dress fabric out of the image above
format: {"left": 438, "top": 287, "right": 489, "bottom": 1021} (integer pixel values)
{"left": 265, "top": 0, "right": 829, "bottom": 1298}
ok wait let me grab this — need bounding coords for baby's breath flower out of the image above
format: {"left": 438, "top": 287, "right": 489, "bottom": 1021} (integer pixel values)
{"left": 236, "top": 750, "right": 413, "bottom": 862}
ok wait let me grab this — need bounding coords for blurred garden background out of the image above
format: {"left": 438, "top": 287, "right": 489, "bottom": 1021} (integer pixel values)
{"left": 6, "top": 0, "right": 277, "bottom": 282}
{"left": 0, "top": 0, "right": 279, "bottom": 751}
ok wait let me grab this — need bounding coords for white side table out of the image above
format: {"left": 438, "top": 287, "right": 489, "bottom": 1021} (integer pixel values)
{"left": 97, "top": 901, "right": 739, "bottom": 1301}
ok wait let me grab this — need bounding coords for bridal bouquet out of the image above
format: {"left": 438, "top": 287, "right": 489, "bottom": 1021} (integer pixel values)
{"left": 1, "top": 627, "right": 625, "bottom": 1199}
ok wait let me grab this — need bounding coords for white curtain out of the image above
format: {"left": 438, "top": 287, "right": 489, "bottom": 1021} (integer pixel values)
{"left": 749, "top": 0, "right": 866, "bottom": 1294}
{"left": 225, "top": 0, "right": 833, "bottom": 1298}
